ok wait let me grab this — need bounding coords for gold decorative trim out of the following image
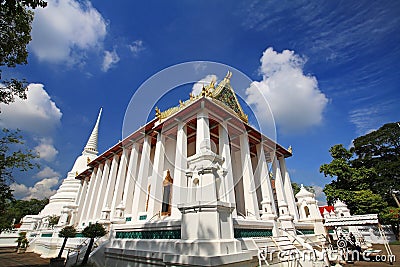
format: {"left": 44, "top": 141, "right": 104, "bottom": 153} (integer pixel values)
{"left": 155, "top": 70, "right": 248, "bottom": 123}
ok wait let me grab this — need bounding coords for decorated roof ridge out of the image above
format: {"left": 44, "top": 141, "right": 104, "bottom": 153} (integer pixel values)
{"left": 155, "top": 71, "right": 248, "bottom": 123}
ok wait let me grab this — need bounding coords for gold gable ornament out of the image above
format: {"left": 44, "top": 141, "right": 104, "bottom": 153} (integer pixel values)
{"left": 154, "top": 70, "right": 248, "bottom": 123}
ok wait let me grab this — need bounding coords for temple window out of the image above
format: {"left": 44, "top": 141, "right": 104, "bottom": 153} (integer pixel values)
{"left": 161, "top": 170, "right": 173, "bottom": 216}
{"left": 304, "top": 206, "right": 310, "bottom": 218}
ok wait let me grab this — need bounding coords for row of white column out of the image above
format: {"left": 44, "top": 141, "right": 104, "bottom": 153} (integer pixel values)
{"left": 74, "top": 111, "right": 299, "bottom": 226}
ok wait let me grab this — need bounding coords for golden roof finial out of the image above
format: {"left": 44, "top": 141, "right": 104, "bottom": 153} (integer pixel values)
{"left": 210, "top": 79, "right": 215, "bottom": 89}
{"left": 288, "top": 146, "right": 293, "bottom": 154}
{"left": 155, "top": 107, "right": 161, "bottom": 120}
{"left": 201, "top": 85, "right": 207, "bottom": 96}
{"left": 225, "top": 70, "right": 232, "bottom": 80}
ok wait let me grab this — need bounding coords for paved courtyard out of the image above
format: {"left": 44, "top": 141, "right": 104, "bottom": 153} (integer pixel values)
{"left": 0, "top": 248, "right": 49, "bottom": 267}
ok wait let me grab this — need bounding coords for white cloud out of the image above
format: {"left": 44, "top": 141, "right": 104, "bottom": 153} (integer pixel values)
{"left": 12, "top": 166, "right": 60, "bottom": 200}
{"left": 101, "top": 49, "right": 120, "bottom": 72}
{"left": 349, "top": 107, "right": 382, "bottom": 135}
{"left": 11, "top": 178, "right": 59, "bottom": 200}
{"left": 129, "top": 40, "right": 144, "bottom": 56}
{"left": 245, "top": 47, "right": 328, "bottom": 133}
{"left": 36, "top": 166, "right": 60, "bottom": 179}
{"left": 312, "top": 185, "right": 327, "bottom": 205}
{"left": 0, "top": 84, "right": 62, "bottom": 135}
{"left": 30, "top": 0, "right": 107, "bottom": 65}
{"left": 34, "top": 139, "right": 58, "bottom": 162}
{"left": 191, "top": 74, "right": 218, "bottom": 95}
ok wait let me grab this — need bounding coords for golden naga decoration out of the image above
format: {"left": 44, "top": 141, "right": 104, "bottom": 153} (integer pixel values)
{"left": 288, "top": 146, "right": 293, "bottom": 154}
{"left": 155, "top": 70, "right": 248, "bottom": 123}
{"left": 87, "top": 157, "right": 91, "bottom": 164}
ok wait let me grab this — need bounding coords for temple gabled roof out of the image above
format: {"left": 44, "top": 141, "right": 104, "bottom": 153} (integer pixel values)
{"left": 155, "top": 71, "right": 248, "bottom": 123}
{"left": 211, "top": 71, "right": 248, "bottom": 123}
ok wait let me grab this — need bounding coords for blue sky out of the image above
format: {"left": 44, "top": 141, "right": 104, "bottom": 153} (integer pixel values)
{"left": 1, "top": 0, "right": 399, "bottom": 202}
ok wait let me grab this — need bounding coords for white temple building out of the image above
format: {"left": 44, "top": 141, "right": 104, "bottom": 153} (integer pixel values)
{"left": 20, "top": 72, "right": 333, "bottom": 266}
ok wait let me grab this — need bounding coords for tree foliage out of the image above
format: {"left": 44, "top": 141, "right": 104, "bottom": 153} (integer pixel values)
{"left": 0, "top": 198, "right": 48, "bottom": 233}
{"left": 81, "top": 223, "right": 107, "bottom": 265}
{"left": 47, "top": 214, "right": 60, "bottom": 228}
{"left": 58, "top": 225, "right": 76, "bottom": 258}
{"left": 320, "top": 122, "right": 400, "bottom": 239}
{"left": 0, "top": 0, "right": 47, "bottom": 104}
{"left": 0, "top": 128, "right": 39, "bottom": 232}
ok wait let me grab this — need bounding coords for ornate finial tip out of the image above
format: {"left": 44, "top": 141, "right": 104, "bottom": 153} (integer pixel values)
{"left": 225, "top": 70, "right": 232, "bottom": 80}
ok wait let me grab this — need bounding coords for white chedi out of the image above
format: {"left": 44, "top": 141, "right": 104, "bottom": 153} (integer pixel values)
{"left": 20, "top": 109, "right": 102, "bottom": 229}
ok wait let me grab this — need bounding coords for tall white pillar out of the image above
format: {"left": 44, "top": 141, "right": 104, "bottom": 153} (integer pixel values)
{"left": 86, "top": 164, "right": 104, "bottom": 222}
{"left": 92, "top": 159, "right": 111, "bottom": 220}
{"left": 272, "top": 155, "right": 294, "bottom": 232}
{"left": 78, "top": 168, "right": 97, "bottom": 225}
{"left": 196, "top": 110, "right": 211, "bottom": 153}
{"left": 110, "top": 148, "right": 129, "bottom": 219}
{"left": 256, "top": 144, "right": 276, "bottom": 220}
{"left": 103, "top": 154, "right": 120, "bottom": 213}
{"left": 279, "top": 157, "right": 299, "bottom": 221}
{"left": 171, "top": 122, "right": 187, "bottom": 218}
{"left": 75, "top": 178, "right": 88, "bottom": 225}
{"left": 219, "top": 122, "right": 237, "bottom": 217}
{"left": 131, "top": 136, "right": 151, "bottom": 221}
{"left": 123, "top": 143, "right": 139, "bottom": 216}
{"left": 147, "top": 132, "right": 165, "bottom": 217}
{"left": 239, "top": 132, "right": 260, "bottom": 219}
{"left": 272, "top": 156, "right": 288, "bottom": 216}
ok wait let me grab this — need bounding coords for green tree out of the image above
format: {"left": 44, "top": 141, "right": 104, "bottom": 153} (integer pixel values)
{"left": 320, "top": 144, "right": 387, "bottom": 214}
{"left": 351, "top": 122, "right": 400, "bottom": 206}
{"left": 16, "top": 231, "right": 28, "bottom": 249}
{"left": 0, "top": 0, "right": 47, "bottom": 104}
{"left": 379, "top": 207, "right": 400, "bottom": 240}
{"left": 0, "top": 128, "right": 39, "bottom": 232}
{"left": 0, "top": 198, "right": 48, "bottom": 233}
{"left": 47, "top": 215, "right": 60, "bottom": 229}
{"left": 81, "top": 223, "right": 107, "bottom": 266}
{"left": 320, "top": 122, "right": 400, "bottom": 239}
{"left": 57, "top": 225, "right": 76, "bottom": 258}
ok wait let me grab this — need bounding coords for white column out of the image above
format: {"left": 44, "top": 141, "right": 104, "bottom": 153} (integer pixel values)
{"left": 196, "top": 110, "right": 211, "bottom": 153}
{"left": 171, "top": 122, "right": 187, "bottom": 218}
{"left": 123, "top": 143, "right": 139, "bottom": 216}
{"left": 74, "top": 178, "right": 88, "bottom": 226}
{"left": 86, "top": 164, "right": 104, "bottom": 222}
{"left": 110, "top": 148, "right": 129, "bottom": 219}
{"left": 239, "top": 132, "right": 260, "bottom": 219}
{"left": 279, "top": 157, "right": 299, "bottom": 221}
{"left": 256, "top": 144, "right": 276, "bottom": 220}
{"left": 131, "top": 136, "right": 151, "bottom": 220}
{"left": 78, "top": 168, "right": 97, "bottom": 225}
{"left": 103, "top": 154, "right": 120, "bottom": 213}
{"left": 92, "top": 159, "right": 111, "bottom": 220}
{"left": 272, "top": 156, "right": 289, "bottom": 217}
{"left": 147, "top": 132, "right": 165, "bottom": 217}
{"left": 219, "top": 121, "right": 237, "bottom": 217}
